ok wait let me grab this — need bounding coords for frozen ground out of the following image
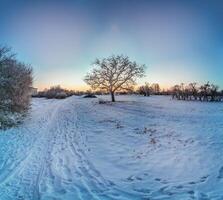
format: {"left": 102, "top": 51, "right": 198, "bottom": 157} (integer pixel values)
{"left": 0, "top": 95, "right": 223, "bottom": 200}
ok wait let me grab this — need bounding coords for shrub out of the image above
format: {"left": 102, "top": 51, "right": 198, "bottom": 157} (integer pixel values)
{"left": 83, "top": 94, "right": 97, "bottom": 98}
{"left": 0, "top": 46, "right": 33, "bottom": 128}
{"left": 0, "top": 62, "right": 32, "bottom": 112}
{"left": 0, "top": 47, "right": 33, "bottom": 112}
{"left": 0, "top": 111, "right": 24, "bottom": 129}
{"left": 39, "top": 86, "right": 71, "bottom": 99}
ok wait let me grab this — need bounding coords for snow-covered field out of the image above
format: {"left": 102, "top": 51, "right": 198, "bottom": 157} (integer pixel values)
{"left": 0, "top": 95, "right": 223, "bottom": 200}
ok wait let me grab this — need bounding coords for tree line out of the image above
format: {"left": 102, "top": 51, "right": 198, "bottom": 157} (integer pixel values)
{"left": 171, "top": 82, "right": 223, "bottom": 102}
{"left": 137, "top": 83, "right": 160, "bottom": 96}
{"left": 83, "top": 54, "right": 223, "bottom": 102}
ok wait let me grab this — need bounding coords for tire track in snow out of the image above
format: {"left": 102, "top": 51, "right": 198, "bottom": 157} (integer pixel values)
{"left": 37, "top": 98, "right": 106, "bottom": 200}
{"left": 60, "top": 98, "right": 146, "bottom": 200}
{"left": 0, "top": 101, "right": 62, "bottom": 188}
{"left": 0, "top": 100, "right": 65, "bottom": 199}
{"left": 34, "top": 97, "right": 143, "bottom": 200}
{"left": 0, "top": 96, "right": 171, "bottom": 200}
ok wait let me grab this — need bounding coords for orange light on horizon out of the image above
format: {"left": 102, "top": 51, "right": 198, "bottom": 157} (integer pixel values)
{"left": 35, "top": 83, "right": 172, "bottom": 92}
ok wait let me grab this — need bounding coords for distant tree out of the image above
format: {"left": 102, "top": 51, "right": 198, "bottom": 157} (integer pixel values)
{"left": 84, "top": 55, "right": 145, "bottom": 102}
{"left": 220, "top": 90, "right": 223, "bottom": 100}
{"left": 43, "top": 85, "right": 70, "bottom": 99}
{"left": 180, "top": 83, "right": 185, "bottom": 100}
{"left": 171, "top": 81, "right": 223, "bottom": 102}
{"left": 151, "top": 83, "right": 160, "bottom": 94}
{"left": 199, "top": 82, "right": 210, "bottom": 101}
{"left": 138, "top": 82, "right": 150, "bottom": 96}
{"left": 188, "top": 82, "right": 198, "bottom": 100}
{"left": 210, "top": 84, "right": 219, "bottom": 101}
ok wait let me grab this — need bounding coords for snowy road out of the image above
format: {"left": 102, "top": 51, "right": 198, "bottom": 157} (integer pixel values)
{"left": 0, "top": 95, "right": 223, "bottom": 200}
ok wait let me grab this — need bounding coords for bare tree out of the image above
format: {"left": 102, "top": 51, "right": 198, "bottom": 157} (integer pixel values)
{"left": 172, "top": 85, "right": 180, "bottom": 99}
{"left": 138, "top": 82, "right": 150, "bottom": 96}
{"left": 151, "top": 83, "right": 160, "bottom": 94}
{"left": 199, "top": 82, "right": 210, "bottom": 101}
{"left": 188, "top": 82, "right": 198, "bottom": 100}
{"left": 210, "top": 84, "right": 219, "bottom": 101}
{"left": 171, "top": 82, "right": 222, "bottom": 102}
{"left": 0, "top": 46, "right": 15, "bottom": 64}
{"left": 84, "top": 55, "right": 145, "bottom": 102}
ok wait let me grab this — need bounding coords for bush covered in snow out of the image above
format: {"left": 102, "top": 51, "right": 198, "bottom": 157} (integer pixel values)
{"left": 37, "top": 86, "right": 73, "bottom": 99}
{"left": 0, "top": 46, "right": 33, "bottom": 128}
{"left": 45, "top": 86, "right": 68, "bottom": 99}
{"left": 0, "top": 111, "right": 25, "bottom": 129}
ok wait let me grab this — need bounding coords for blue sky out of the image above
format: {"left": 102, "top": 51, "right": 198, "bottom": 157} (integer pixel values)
{"left": 0, "top": 0, "right": 223, "bottom": 90}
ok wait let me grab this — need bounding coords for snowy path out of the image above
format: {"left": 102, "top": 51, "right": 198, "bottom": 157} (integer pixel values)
{"left": 0, "top": 95, "right": 223, "bottom": 200}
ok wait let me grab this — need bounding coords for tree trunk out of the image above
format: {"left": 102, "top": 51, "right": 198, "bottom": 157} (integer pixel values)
{"left": 111, "top": 92, "right": 115, "bottom": 102}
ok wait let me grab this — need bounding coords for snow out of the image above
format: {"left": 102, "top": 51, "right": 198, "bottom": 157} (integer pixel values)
{"left": 0, "top": 95, "right": 223, "bottom": 200}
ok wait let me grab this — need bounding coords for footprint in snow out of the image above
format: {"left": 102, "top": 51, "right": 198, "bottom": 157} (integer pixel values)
{"left": 188, "top": 190, "right": 194, "bottom": 195}
{"left": 154, "top": 178, "right": 168, "bottom": 184}
{"left": 175, "top": 185, "right": 183, "bottom": 189}
{"left": 133, "top": 188, "right": 151, "bottom": 194}
{"left": 188, "top": 181, "right": 196, "bottom": 185}
{"left": 217, "top": 166, "right": 223, "bottom": 179}
{"left": 125, "top": 176, "right": 135, "bottom": 182}
{"left": 200, "top": 175, "right": 209, "bottom": 183}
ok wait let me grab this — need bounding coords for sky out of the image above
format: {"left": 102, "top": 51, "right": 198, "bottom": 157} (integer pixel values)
{"left": 0, "top": 0, "right": 223, "bottom": 90}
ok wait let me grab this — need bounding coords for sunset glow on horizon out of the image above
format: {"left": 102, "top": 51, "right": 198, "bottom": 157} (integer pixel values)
{"left": 1, "top": 0, "right": 223, "bottom": 90}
